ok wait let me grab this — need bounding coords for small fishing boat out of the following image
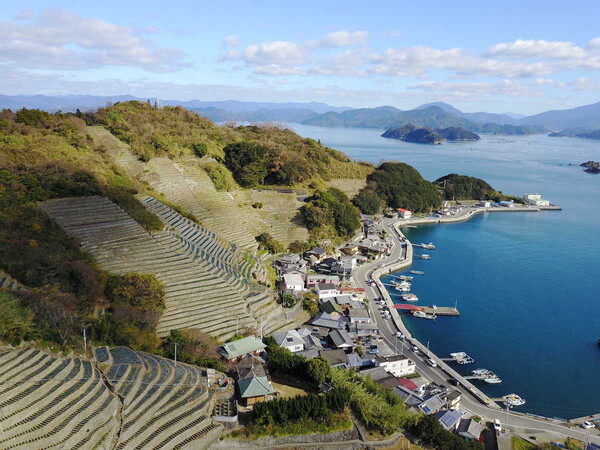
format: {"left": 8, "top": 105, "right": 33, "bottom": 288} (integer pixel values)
{"left": 408, "top": 225, "right": 418, "bottom": 229}
{"left": 396, "top": 275, "right": 414, "bottom": 281}
{"left": 410, "top": 270, "right": 425, "bottom": 275}
{"left": 450, "top": 352, "right": 467, "bottom": 359}
{"left": 420, "top": 243, "right": 436, "bottom": 249}
{"left": 472, "top": 369, "right": 489, "bottom": 376}
{"left": 503, "top": 394, "right": 526, "bottom": 407}
{"left": 401, "top": 293, "right": 419, "bottom": 302}
{"left": 417, "top": 254, "right": 431, "bottom": 260}
{"left": 484, "top": 376, "right": 502, "bottom": 384}
{"left": 412, "top": 310, "right": 436, "bottom": 320}
{"left": 458, "top": 356, "right": 475, "bottom": 365}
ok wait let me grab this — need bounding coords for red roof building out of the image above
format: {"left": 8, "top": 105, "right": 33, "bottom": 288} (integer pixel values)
{"left": 398, "top": 378, "right": 419, "bottom": 391}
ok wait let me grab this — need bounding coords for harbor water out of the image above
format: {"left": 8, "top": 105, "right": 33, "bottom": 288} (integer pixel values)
{"left": 290, "top": 124, "right": 600, "bottom": 419}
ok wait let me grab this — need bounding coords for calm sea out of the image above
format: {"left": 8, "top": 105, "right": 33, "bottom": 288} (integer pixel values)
{"left": 289, "top": 124, "right": 600, "bottom": 419}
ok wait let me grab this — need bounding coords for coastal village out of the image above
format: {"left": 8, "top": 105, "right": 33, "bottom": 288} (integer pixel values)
{"left": 210, "top": 195, "right": 562, "bottom": 445}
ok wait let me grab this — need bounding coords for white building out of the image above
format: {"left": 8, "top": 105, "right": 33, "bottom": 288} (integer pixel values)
{"left": 523, "top": 193, "right": 550, "bottom": 206}
{"left": 396, "top": 208, "right": 412, "bottom": 219}
{"left": 282, "top": 273, "right": 305, "bottom": 293}
{"left": 316, "top": 283, "right": 339, "bottom": 300}
{"left": 479, "top": 201, "right": 491, "bottom": 208}
{"left": 376, "top": 354, "right": 416, "bottom": 377}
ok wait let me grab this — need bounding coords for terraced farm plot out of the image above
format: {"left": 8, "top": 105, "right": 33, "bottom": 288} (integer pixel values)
{"left": 41, "top": 196, "right": 290, "bottom": 339}
{"left": 0, "top": 345, "right": 222, "bottom": 449}
{"left": 326, "top": 178, "right": 367, "bottom": 198}
{"left": 88, "top": 126, "right": 309, "bottom": 250}
{"left": 0, "top": 347, "right": 121, "bottom": 449}
{"left": 40, "top": 196, "right": 258, "bottom": 339}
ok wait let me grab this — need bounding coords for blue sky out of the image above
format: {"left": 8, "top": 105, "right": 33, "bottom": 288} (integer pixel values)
{"left": 1, "top": 0, "right": 599, "bottom": 114}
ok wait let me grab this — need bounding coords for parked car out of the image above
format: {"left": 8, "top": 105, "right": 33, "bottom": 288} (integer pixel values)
{"left": 494, "top": 419, "right": 502, "bottom": 433}
{"left": 395, "top": 332, "right": 403, "bottom": 338}
{"left": 427, "top": 358, "right": 437, "bottom": 367}
{"left": 581, "top": 421, "right": 595, "bottom": 429}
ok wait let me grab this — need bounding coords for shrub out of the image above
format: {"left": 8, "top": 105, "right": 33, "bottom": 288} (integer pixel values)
{"left": 106, "top": 273, "right": 165, "bottom": 311}
{"left": 256, "top": 232, "right": 284, "bottom": 254}
{"left": 0, "top": 292, "right": 35, "bottom": 345}
{"left": 352, "top": 188, "right": 382, "bottom": 215}
{"left": 302, "top": 188, "right": 361, "bottom": 239}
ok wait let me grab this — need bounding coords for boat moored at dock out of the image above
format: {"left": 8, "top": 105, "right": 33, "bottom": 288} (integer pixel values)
{"left": 410, "top": 270, "right": 425, "bottom": 275}
{"left": 401, "top": 293, "right": 419, "bottom": 302}
{"left": 412, "top": 310, "right": 436, "bottom": 320}
{"left": 503, "top": 394, "right": 526, "bottom": 407}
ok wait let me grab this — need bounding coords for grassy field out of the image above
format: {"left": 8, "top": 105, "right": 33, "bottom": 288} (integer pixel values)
{"left": 326, "top": 178, "right": 367, "bottom": 198}
{"left": 271, "top": 381, "right": 310, "bottom": 399}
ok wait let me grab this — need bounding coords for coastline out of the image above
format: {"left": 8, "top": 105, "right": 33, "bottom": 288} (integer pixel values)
{"left": 364, "top": 205, "right": 563, "bottom": 408}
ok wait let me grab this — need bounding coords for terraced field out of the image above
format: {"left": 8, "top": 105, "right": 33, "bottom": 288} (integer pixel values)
{"left": 88, "top": 126, "right": 309, "bottom": 250}
{"left": 0, "top": 345, "right": 221, "bottom": 449}
{"left": 40, "top": 196, "right": 289, "bottom": 339}
{"left": 326, "top": 178, "right": 367, "bottom": 198}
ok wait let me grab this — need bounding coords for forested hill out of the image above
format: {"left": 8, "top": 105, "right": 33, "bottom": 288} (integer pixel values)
{"left": 93, "top": 101, "right": 373, "bottom": 186}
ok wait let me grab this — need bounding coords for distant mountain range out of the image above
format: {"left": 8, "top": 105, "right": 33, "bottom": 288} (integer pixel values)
{"left": 0, "top": 94, "right": 350, "bottom": 115}
{"left": 301, "top": 104, "right": 550, "bottom": 135}
{"left": 0, "top": 94, "right": 598, "bottom": 135}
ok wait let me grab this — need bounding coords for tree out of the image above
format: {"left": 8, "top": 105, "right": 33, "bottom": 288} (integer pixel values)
{"left": 223, "top": 141, "right": 269, "bottom": 187}
{"left": 255, "top": 233, "right": 284, "bottom": 254}
{"left": 306, "top": 357, "right": 330, "bottom": 384}
{"left": 365, "top": 162, "right": 441, "bottom": 212}
{"left": 0, "top": 292, "right": 35, "bottom": 345}
{"left": 301, "top": 188, "right": 361, "bottom": 239}
{"left": 352, "top": 188, "right": 382, "bottom": 215}
{"left": 106, "top": 273, "right": 165, "bottom": 311}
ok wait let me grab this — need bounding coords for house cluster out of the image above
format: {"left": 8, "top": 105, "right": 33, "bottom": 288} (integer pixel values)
{"left": 341, "top": 216, "right": 393, "bottom": 260}
{"left": 277, "top": 246, "right": 365, "bottom": 296}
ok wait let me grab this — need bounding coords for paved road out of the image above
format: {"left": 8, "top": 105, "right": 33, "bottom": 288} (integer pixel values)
{"left": 351, "top": 219, "right": 600, "bottom": 446}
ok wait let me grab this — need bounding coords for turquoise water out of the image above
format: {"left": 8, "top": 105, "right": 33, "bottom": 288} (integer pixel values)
{"left": 289, "top": 124, "right": 600, "bottom": 419}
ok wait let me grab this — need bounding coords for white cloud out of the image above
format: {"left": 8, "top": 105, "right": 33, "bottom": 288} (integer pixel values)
{"left": 0, "top": 8, "right": 187, "bottom": 72}
{"left": 407, "top": 80, "right": 543, "bottom": 97}
{"left": 369, "top": 46, "right": 552, "bottom": 78}
{"left": 222, "top": 35, "right": 240, "bottom": 47}
{"left": 588, "top": 37, "right": 600, "bottom": 49}
{"left": 241, "top": 41, "right": 308, "bottom": 65}
{"left": 313, "top": 31, "right": 368, "bottom": 48}
{"left": 484, "top": 39, "right": 587, "bottom": 59}
{"left": 562, "top": 77, "right": 600, "bottom": 90}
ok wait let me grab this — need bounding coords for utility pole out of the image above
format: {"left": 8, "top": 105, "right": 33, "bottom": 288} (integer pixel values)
{"left": 174, "top": 343, "right": 178, "bottom": 366}
{"left": 82, "top": 328, "right": 87, "bottom": 354}
{"left": 505, "top": 403, "right": 511, "bottom": 434}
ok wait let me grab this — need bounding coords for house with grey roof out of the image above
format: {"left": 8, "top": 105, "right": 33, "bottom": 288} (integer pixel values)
{"left": 359, "top": 366, "right": 389, "bottom": 381}
{"left": 346, "top": 353, "right": 375, "bottom": 370}
{"left": 348, "top": 307, "right": 371, "bottom": 324}
{"left": 310, "top": 312, "right": 346, "bottom": 330}
{"left": 219, "top": 336, "right": 266, "bottom": 361}
{"left": 434, "top": 409, "right": 463, "bottom": 431}
{"left": 348, "top": 322, "right": 380, "bottom": 337}
{"left": 457, "top": 418, "right": 483, "bottom": 441}
{"left": 418, "top": 395, "right": 446, "bottom": 415}
{"left": 271, "top": 330, "right": 305, "bottom": 353}
{"left": 328, "top": 329, "right": 354, "bottom": 349}
{"left": 318, "top": 349, "right": 348, "bottom": 368}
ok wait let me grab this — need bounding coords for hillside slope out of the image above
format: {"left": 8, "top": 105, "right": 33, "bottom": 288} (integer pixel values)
{"left": 0, "top": 345, "right": 222, "bottom": 449}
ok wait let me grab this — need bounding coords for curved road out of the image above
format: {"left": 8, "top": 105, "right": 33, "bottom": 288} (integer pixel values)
{"left": 352, "top": 218, "right": 600, "bottom": 446}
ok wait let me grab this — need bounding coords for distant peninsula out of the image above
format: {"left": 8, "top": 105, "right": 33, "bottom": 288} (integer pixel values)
{"left": 581, "top": 161, "right": 600, "bottom": 174}
{"left": 381, "top": 124, "right": 480, "bottom": 144}
{"left": 549, "top": 128, "right": 600, "bottom": 140}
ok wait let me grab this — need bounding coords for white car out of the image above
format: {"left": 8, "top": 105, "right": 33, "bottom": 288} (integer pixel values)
{"left": 494, "top": 419, "right": 502, "bottom": 433}
{"left": 581, "top": 421, "right": 595, "bottom": 429}
{"left": 395, "top": 332, "right": 403, "bottom": 338}
{"left": 427, "top": 358, "right": 437, "bottom": 367}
